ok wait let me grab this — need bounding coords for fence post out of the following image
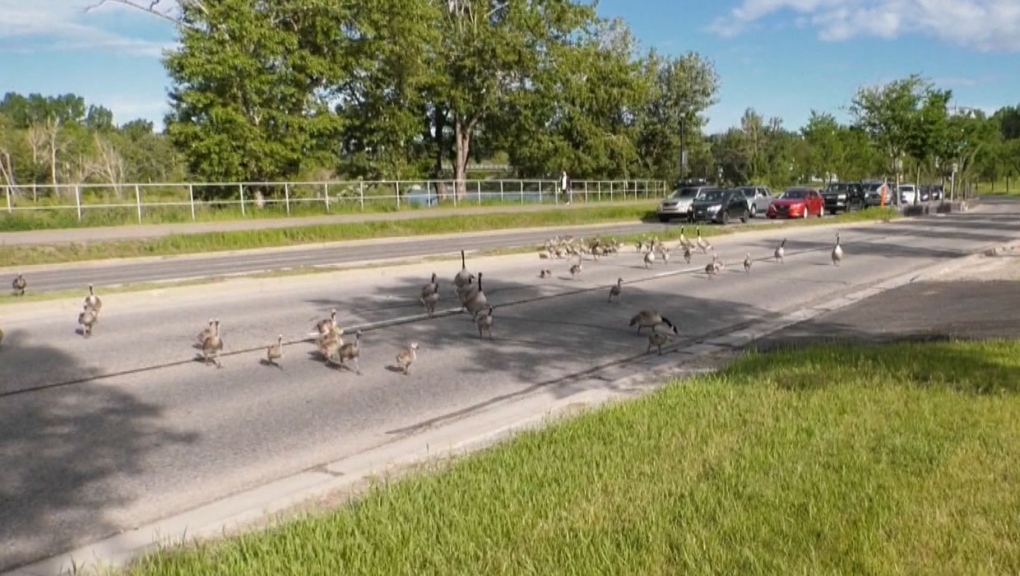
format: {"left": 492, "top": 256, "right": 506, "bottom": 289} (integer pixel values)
{"left": 323, "top": 182, "right": 330, "bottom": 212}
{"left": 584, "top": 181, "right": 589, "bottom": 203}
{"left": 500, "top": 180, "right": 504, "bottom": 203}
{"left": 284, "top": 183, "right": 291, "bottom": 215}
{"left": 477, "top": 180, "right": 482, "bottom": 205}
{"left": 359, "top": 181, "right": 365, "bottom": 211}
{"left": 135, "top": 184, "right": 142, "bottom": 223}
{"left": 610, "top": 181, "right": 614, "bottom": 201}
{"left": 520, "top": 180, "right": 524, "bottom": 204}
{"left": 395, "top": 181, "right": 400, "bottom": 209}
{"left": 75, "top": 185, "right": 82, "bottom": 222}
{"left": 239, "top": 183, "right": 246, "bottom": 216}
{"left": 189, "top": 184, "right": 196, "bottom": 220}
{"left": 5, "top": 185, "right": 11, "bottom": 214}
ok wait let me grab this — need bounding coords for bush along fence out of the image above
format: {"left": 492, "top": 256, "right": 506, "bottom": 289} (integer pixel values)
{"left": 0, "top": 178, "right": 668, "bottom": 227}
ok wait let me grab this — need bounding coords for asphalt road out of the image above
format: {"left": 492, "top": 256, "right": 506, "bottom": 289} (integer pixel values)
{"left": 0, "top": 201, "right": 1018, "bottom": 571}
{"left": 4, "top": 217, "right": 786, "bottom": 293}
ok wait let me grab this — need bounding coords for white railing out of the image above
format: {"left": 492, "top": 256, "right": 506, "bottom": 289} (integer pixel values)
{"left": 0, "top": 179, "right": 667, "bottom": 225}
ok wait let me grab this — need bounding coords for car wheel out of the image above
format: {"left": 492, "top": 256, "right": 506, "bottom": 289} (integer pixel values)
{"left": 801, "top": 208, "right": 808, "bottom": 219}
{"left": 740, "top": 210, "right": 749, "bottom": 223}
{"left": 658, "top": 215, "right": 669, "bottom": 223}
{"left": 749, "top": 205, "right": 757, "bottom": 217}
{"left": 817, "top": 206, "right": 824, "bottom": 217}
{"left": 721, "top": 211, "right": 729, "bottom": 225}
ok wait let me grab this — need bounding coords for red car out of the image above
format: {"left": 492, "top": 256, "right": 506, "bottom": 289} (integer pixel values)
{"left": 767, "top": 187, "right": 824, "bottom": 219}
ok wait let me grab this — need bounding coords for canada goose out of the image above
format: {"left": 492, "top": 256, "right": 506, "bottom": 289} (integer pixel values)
{"left": 453, "top": 250, "right": 472, "bottom": 288}
{"left": 395, "top": 342, "right": 419, "bottom": 375}
{"left": 658, "top": 245, "right": 670, "bottom": 265}
{"left": 832, "top": 233, "right": 843, "bottom": 266}
{"left": 774, "top": 238, "right": 786, "bottom": 263}
{"left": 677, "top": 226, "right": 689, "bottom": 249}
{"left": 647, "top": 330, "right": 673, "bottom": 355}
{"left": 197, "top": 318, "right": 216, "bottom": 344}
{"left": 706, "top": 254, "right": 720, "bottom": 279}
{"left": 336, "top": 330, "right": 362, "bottom": 374}
{"left": 643, "top": 249, "right": 655, "bottom": 268}
{"left": 475, "top": 305, "right": 494, "bottom": 338}
{"left": 420, "top": 289, "right": 440, "bottom": 317}
{"left": 743, "top": 253, "right": 752, "bottom": 272}
{"left": 629, "top": 310, "right": 679, "bottom": 335}
{"left": 539, "top": 269, "right": 552, "bottom": 279}
{"left": 266, "top": 334, "right": 283, "bottom": 368}
{"left": 420, "top": 273, "right": 439, "bottom": 299}
{"left": 463, "top": 272, "right": 488, "bottom": 316}
{"left": 12, "top": 274, "right": 26, "bottom": 296}
{"left": 683, "top": 245, "right": 692, "bottom": 263}
{"left": 608, "top": 278, "right": 623, "bottom": 302}
{"left": 569, "top": 256, "right": 582, "bottom": 279}
{"left": 84, "top": 284, "right": 102, "bottom": 315}
{"left": 201, "top": 321, "right": 223, "bottom": 367}
{"left": 695, "top": 227, "right": 712, "bottom": 253}
{"left": 78, "top": 305, "right": 98, "bottom": 338}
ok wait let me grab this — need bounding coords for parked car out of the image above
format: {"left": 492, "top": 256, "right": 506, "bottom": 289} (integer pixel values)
{"left": 861, "top": 181, "right": 889, "bottom": 207}
{"left": 656, "top": 185, "right": 717, "bottom": 222}
{"left": 898, "top": 183, "right": 917, "bottom": 204}
{"left": 919, "top": 184, "right": 944, "bottom": 201}
{"left": 735, "top": 186, "right": 774, "bottom": 217}
{"left": 821, "top": 181, "right": 866, "bottom": 214}
{"left": 766, "top": 187, "right": 825, "bottom": 219}
{"left": 690, "top": 188, "right": 752, "bottom": 224}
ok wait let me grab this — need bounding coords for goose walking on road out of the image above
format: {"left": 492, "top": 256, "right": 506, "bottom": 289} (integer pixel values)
{"left": 832, "top": 233, "right": 843, "bottom": 266}
{"left": 774, "top": 238, "right": 786, "bottom": 263}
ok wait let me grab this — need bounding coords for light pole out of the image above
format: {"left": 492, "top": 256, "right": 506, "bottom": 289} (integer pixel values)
{"left": 894, "top": 157, "right": 903, "bottom": 206}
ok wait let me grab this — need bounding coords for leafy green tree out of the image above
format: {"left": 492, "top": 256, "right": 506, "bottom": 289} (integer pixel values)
{"left": 163, "top": 0, "right": 347, "bottom": 190}
{"left": 801, "top": 111, "right": 841, "bottom": 182}
{"left": 849, "top": 75, "right": 929, "bottom": 192}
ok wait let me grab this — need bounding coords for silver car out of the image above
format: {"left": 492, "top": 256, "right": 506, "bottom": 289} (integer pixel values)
{"left": 735, "top": 186, "right": 773, "bottom": 217}
{"left": 656, "top": 186, "right": 715, "bottom": 222}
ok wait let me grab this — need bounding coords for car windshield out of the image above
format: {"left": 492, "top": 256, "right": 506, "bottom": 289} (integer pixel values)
{"left": 698, "top": 190, "right": 726, "bottom": 202}
{"left": 863, "top": 183, "right": 882, "bottom": 191}
{"left": 669, "top": 187, "right": 698, "bottom": 199}
{"left": 826, "top": 183, "right": 850, "bottom": 192}
{"left": 781, "top": 189, "right": 808, "bottom": 199}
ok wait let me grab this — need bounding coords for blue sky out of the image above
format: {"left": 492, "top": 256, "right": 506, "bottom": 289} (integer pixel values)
{"left": 1, "top": 0, "right": 1018, "bottom": 134}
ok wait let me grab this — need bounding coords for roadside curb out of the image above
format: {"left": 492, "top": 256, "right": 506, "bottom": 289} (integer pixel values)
{"left": 5, "top": 232, "right": 1011, "bottom": 576}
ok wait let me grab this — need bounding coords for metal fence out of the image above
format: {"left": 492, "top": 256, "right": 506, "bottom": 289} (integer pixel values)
{"left": 0, "top": 179, "right": 668, "bottom": 225}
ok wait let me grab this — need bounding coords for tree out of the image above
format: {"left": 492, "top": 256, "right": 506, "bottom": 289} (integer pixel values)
{"left": 801, "top": 111, "right": 841, "bottom": 182}
{"left": 162, "top": 0, "right": 348, "bottom": 189}
{"left": 849, "top": 75, "right": 929, "bottom": 193}
{"left": 633, "top": 50, "right": 719, "bottom": 182}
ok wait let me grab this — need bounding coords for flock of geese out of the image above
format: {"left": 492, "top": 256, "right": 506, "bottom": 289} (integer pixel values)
{"left": 1, "top": 225, "right": 845, "bottom": 367}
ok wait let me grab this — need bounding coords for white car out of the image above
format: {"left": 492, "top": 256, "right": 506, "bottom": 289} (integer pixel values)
{"left": 898, "top": 183, "right": 917, "bottom": 204}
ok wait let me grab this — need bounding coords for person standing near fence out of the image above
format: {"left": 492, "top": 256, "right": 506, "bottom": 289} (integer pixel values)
{"left": 561, "top": 170, "right": 571, "bottom": 204}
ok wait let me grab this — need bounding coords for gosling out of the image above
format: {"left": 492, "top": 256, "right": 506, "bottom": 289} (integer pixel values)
{"left": 266, "top": 334, "right": 284, "bottom": 368}
{"left": 647, "top": 330, "right": 673, "bottom": 355}
{"left": 395, "top": 342, "right": 419, "bottom": 375}
{"left": 336, "top": 330, "right": 363, "bottom": 375}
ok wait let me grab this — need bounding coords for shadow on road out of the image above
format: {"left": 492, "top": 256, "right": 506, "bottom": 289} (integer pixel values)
{"left": 0, "top": 332, "right": 199, "bottom": 572}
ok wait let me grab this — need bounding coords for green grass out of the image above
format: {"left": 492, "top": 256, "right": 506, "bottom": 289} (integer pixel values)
{"left": 0, "top": 205, "right": 898, "bottom": 269}
{"left": 975, "top": 179, "right": 1019, "bottom": 195}
{"left": 118, "top": 340, "right": 1020, "bottom": 576}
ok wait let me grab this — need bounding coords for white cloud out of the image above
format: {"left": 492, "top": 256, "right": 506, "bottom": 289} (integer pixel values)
{"left": 708, "top": 0, "right": 1020, "bottom": 52}
{"left": 0, "top": 0, "right": 177, "bottom": 57}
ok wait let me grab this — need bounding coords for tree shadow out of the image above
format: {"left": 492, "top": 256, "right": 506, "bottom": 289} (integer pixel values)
{"left": 0, "top": 332, "right": 199, "bottom": 572}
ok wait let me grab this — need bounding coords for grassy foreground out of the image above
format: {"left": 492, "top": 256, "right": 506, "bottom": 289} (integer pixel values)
{"left": 120, "top": 340, "right": 1019, "bottom": 576}
{"left": 0, "top": 205, "right": 897, "bottom": 268}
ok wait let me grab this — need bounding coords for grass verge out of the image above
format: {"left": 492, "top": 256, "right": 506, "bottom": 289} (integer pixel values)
{"left": 118, "top": 340, "right": 1020, "bottom": 575}
{"left": 1, "top": 206, "right": 898, "bottom": 269}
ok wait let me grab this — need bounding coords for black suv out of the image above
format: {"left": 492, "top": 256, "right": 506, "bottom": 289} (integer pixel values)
{"left": 821, "top": 182, "right": 866, "bottom": 214}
